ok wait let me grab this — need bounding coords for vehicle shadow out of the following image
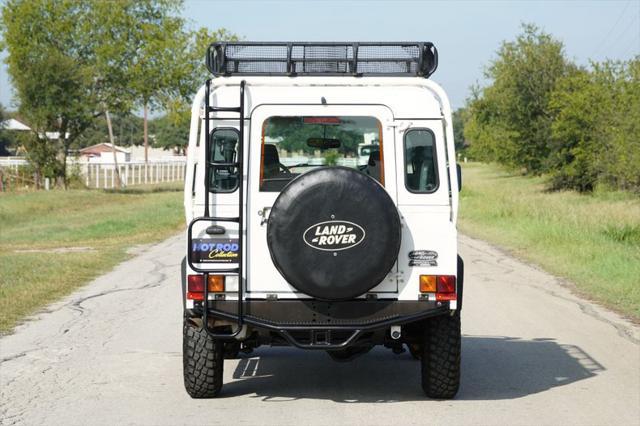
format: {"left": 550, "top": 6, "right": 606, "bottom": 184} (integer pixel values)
{"left": 221, "top": 335, "right": 605, "bottom": 402}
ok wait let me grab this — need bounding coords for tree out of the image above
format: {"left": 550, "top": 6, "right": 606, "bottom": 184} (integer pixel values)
{"left": 158, "top": 27, "right": 241, "bottom": 153}
{"left": 87, "top": 1, "right": 169, "bottom": 187}
{"left": 549, "top": 59, "right": 640, "bottom": 192}
{"left": 75, "top": 113, "right": 144, "bottom": 148}
{"left": 1, "top": 0, "right": 97, "bottom": 187}
{"left": 452, "top": 108, "right": 468, "bottom": 154}
{"left": 465, "top": 24, "right": 572, "bottom": 173}
{"left": 151, "top": 114, "right": 188, "bottom": 154}
{"left": 2, "top": 0, "right": 206, "bottom": 188}
{"left": 122, "top": 0, "right": 188, "bottom": 164}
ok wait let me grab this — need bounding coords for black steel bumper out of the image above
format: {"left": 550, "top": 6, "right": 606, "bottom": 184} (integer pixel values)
{"left": 190, "top": 299, "right": 450, "bottom": 349}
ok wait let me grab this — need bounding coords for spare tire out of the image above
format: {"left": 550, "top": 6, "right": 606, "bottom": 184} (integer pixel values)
{"left": 267, "top": 167, "right": 401, "bottom": 301}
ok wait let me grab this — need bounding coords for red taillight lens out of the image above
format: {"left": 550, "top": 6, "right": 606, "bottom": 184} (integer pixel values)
{"left": 436, "top": 275, "right": 456, "bottom": 301}
{"left": 187, "top": 275, "right": 204, "bottom": 300}
{"left": 188, "top": 274, "right": 204, "bottom": 292}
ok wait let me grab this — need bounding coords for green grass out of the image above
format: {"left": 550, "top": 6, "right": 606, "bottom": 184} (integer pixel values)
{"left": 459, "top": 162, "right": 640, "bottom": 320}
{"left": 0, "top": 183, "right": 185, "bottom": 333}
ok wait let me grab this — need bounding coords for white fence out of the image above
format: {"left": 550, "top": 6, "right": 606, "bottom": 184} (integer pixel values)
{"left": 0, "top": 157, "right": 28, "bottom": 170}
{"left": 83, "top": 161, "right": 186, "bottom": 189}
{"left": 0, "top": 157, "right": 186, "bottom": 189}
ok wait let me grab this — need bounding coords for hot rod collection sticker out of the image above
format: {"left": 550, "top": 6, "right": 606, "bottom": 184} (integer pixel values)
{"left": 409, "top": 250, "right": 438, "bottom": 267}
{"left": 192, "top": 238, "right": 239, "bottom": 263}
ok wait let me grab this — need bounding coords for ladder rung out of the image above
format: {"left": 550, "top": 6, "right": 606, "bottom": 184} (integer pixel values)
{"left": 208, "top": 106, "right": 241, "bottom": 113}
{"left": 208, "top": 216, "right": 240, "bottom": 223}
{"left": 204, "top": 268, "right": 240, "bottom": 274}
{"left": 209, "top": 161, "right": 239, "bottom": 167}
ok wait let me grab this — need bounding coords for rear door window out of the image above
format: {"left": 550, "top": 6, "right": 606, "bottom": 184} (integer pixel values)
{"left": 260, "top": 116, "right": 383, "bottom": 192}
{"left": 209, "top": 128, "right": 239, "bottom": 192}
{"left": 404, "top": 128, "right": 438, "bottom": 193}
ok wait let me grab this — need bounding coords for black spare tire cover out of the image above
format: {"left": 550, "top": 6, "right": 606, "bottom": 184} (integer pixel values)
{"left": 267, "top": 166, "right": 401, "bottom": 301}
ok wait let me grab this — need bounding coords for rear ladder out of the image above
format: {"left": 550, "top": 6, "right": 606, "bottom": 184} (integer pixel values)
{"left": 187, "top": 79, "right": 246, "bottom": 339}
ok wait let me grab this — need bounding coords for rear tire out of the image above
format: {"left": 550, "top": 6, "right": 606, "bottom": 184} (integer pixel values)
{"left": 183, "top": 319, "right": 224, "bottom": 398}
{"left": 420, "top": 313, "right": 461, "bottom": 399}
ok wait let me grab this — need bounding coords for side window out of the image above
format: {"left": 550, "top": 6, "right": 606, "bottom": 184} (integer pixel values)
{"left": 404, "top": 129, "right": 438, "bottom": 193}
{"left": 209, "top": 128, "right": 239, "bottom": 192}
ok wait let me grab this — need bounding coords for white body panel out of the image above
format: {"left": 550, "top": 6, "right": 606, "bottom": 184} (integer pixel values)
{"left": 184, "top": 77, "right": 459, "bottom": 302}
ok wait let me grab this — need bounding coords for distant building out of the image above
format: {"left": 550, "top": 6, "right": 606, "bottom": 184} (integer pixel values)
{"left": 79, "top": 143, "right": 130, "bottom": 164}
{"left": 128, "top": 145, "right": 183, "bottom": 161}
{"left": 1, "top": 118, "right": 31, "bottom": 131}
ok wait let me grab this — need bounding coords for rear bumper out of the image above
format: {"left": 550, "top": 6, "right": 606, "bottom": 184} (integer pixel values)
{"left": 189, "top": 300, "right": 450, "bottom": 349}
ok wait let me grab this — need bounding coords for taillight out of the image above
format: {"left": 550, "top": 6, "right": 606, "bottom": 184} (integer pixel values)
{"left": 187, "top": 274, "right": 205, "bottom": 300}
{"left": 187, "top": 274, "right": 225, "bottom": 300}
{"left": 188, "top": 275, "right": 204, "bottom": 292}
{"left": 419, "top": 274, "right": 456, "bottom": 301}
{"left": 436, "top": 275, "right": 456, "bottom": 301}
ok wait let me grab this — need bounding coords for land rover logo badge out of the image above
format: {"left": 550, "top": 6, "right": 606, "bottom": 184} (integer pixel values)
{"left": 303, "top": 220, "right": 365, "bottom": 252}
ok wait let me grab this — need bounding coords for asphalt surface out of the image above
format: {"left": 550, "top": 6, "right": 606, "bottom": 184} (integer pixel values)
{"left": 1, "top": 234, "right": 639, "bottom": 426}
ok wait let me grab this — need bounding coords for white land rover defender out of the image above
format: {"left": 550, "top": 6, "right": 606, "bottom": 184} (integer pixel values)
{"left": 182, "top": 42, "right": 463, "bottom": 399}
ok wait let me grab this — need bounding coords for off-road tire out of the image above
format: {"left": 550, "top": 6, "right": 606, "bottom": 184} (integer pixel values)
{"left": 183, "top": 320, "right": 224, "bottom": 398}
{"left": 421, "top": 313, "right": 461, "bottom": 399}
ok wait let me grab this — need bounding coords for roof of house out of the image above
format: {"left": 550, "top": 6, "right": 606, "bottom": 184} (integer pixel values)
{"left": 79, "top": 143, "right": 130, "bottom": 155}
{"left": 1, "top": 118, "right": 31, "bottom": 131}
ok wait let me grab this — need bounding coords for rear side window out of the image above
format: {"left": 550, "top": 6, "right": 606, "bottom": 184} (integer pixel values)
{"left": 209, "top": 128, "right": 239, "bottom": 192}
{"left": 260, "top": 116, "right": 383, "bottom": 192}
{"left": 404, "top": 129, "right": 438, "bottom": 193}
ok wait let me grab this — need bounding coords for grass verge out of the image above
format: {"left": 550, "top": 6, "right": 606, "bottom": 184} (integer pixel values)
{"left": 459, "top": 163, "right": 640, "bottom": 321}
{"left": 0, "top": 183, "right": 184, "bottom": 334}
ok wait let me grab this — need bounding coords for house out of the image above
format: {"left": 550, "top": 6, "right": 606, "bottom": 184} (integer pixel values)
{"left": 1, "top": 118, "right": 31, "bottom": 131}
{"left": 79, "top": 143, "right": 130, "bottom": 164}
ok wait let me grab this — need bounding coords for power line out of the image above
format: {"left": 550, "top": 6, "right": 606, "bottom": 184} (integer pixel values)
{"left": 607, "top": 12, "right": 640, "bottom": 59}
{"left": 593, "top": 0, "right": 633, "bottom": 58}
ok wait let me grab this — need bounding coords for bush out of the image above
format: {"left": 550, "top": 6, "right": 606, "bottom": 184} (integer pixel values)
{"left": 464, "top": 24, "right": 571, "bottom": 174}
{"left": 463, "top": 22, "right": 640, "bottom": 193}
{"left": 549, "top": 59, "right": 640, "bottom": 192}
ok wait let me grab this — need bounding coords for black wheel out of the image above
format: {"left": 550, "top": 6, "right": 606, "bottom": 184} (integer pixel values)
{"left": 421, "top": 313, "right": 461, "bottom": 399}
{"left": 183, "top": 319, "right": 224, "bottom": 398}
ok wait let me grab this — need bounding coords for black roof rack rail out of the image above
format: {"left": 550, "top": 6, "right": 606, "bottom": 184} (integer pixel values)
{"left": 206, "top": 42, "right": 438, "bottom": 78}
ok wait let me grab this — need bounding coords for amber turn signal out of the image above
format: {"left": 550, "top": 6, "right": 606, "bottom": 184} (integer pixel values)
{"left": 207, "top": 275, "right": 225, "bottom": 292}
{"left": 419, "top": 275, "right": 437, "bottom": 293}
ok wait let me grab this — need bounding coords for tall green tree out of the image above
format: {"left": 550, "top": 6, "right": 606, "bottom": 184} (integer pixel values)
{"left": 549, "top": 59, "right": 640, "bottom": 192}
{"left": 1, "top": 0, "right": 97, "bottom": 187}
{"left": 2, "top": 0, "right": 225, "bottom": 187}
{"left": 121, "top": 0, "right": 188, "bottom": 163}
{"left": 465, "top": 24, "right": 572, "bottom": 173}
{"left": 160, "top": 27, "right": 240, "bottom": 153}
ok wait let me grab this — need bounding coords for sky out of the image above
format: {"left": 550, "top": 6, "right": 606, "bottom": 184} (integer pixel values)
{"left": 1, "top": 0, "right": 639, "bottom": 111}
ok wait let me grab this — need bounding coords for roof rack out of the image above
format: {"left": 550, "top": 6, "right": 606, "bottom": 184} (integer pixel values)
{"left": 206, "top": 42, "right": 438, "bottom": 78}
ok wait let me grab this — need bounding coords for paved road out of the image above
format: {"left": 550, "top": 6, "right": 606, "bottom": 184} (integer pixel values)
{"left": 1, "top": 234, "right": 639, "bottom": 426}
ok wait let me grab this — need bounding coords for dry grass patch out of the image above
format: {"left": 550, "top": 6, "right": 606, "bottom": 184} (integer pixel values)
{"left": 0, "top": 183, "right": 184, "bottom": 333}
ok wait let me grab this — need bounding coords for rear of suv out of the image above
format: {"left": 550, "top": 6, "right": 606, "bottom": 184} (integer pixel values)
{"left": 182, "top": 42, "right": 463, "bottom": 399}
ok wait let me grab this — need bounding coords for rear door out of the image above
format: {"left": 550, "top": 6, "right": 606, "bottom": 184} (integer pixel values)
{"left": 247, "top": 104, "right": 398, "bottom": 297}
{"left": 393, "top": 120, "right": 457, "bottom": 300}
